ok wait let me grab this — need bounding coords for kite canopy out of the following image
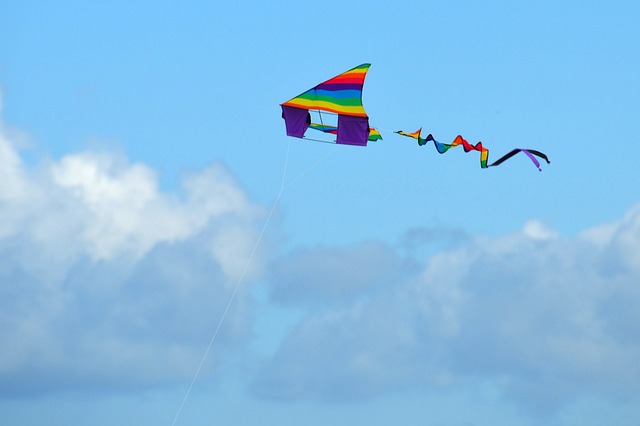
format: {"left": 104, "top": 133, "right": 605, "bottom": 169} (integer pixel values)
{"left": 281, "top": 64, "right": 371, "bottom": 146}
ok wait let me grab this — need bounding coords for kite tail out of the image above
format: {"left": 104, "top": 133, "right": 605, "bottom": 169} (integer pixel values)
{"left": 397, "top": 129, "right": 549, "bottom": 170}
{"left": 487, "top": 148, "right": 551, "bottom": 171}
{"left": 423, "top": 133, "right": 489, "bottom": 168}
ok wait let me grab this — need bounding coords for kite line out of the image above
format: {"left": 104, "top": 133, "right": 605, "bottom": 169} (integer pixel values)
{"left": 170, "top": 138, "right": 335, "bottom": 426}
{"left": 170, "top": 140, "right": 290, "bottom": 426}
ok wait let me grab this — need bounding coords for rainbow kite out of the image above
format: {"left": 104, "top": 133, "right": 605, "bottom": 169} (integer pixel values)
{"left": 281, "top": 64, "right": 371, "bottom": 146}
{"left": 280, "top": 63, "right": 550, "bottom": 171}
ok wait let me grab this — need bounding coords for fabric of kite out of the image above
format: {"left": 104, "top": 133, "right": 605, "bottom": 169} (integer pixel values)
{"left": 281, "top": 64, "right": 371, "bottom": 146}
{"left": 396, "top": 128, "right": 550, "bottom": 171}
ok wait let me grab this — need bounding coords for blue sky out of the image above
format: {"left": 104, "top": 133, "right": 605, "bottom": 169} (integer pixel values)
{"left": 1, "top": 1, "right": 640, "bottom": 425}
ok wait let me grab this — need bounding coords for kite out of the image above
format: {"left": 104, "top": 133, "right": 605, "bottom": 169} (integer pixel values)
{"left": 281, "top": 63, "right": 549, "bottom": 171}
{"left": 396, "top": 128, "right": 550, "bottom": 171}
{"left": 281, "top": 64, "right": 372, "bottom": 146}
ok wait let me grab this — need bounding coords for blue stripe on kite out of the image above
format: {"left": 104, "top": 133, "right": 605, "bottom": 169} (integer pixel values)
{"left": 312, "top": 89, "right": 362, "bottom": 99}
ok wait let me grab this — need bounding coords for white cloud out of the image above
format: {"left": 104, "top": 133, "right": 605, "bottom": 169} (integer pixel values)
{"left": 254, "top": 213, "right": 640, "bottom": 413}
{"left": 49, "top": 151, "right": 259, "bottom": 263}
{"left": 522, "top": 219, "right": 559, "bottom": 241}
{"left": 0, "top": 118, "right": 265, "bottom": 396}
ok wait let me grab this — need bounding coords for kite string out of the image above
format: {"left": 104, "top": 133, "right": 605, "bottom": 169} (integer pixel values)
{"left": 282, "top": 149, "right": 333, "bottom": 191}
{"left": 281, "top": 138, "right": 291, "bottom": 191}
{"left": 170, "top": 139, "right": 291, "bottom": 426}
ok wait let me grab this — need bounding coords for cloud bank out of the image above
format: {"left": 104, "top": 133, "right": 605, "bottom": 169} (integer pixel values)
{"left": 256, "top": 216, "right": 640, "bottom": 412}
{"left": 0, "top": 115, "right": 266, "bottom": 396}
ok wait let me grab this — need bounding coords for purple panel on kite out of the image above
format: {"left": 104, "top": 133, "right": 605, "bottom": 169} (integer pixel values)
{"left": 281, "top": 105, "right": 310, "bottom": 138}
{"left": 336, "top": 115, "right": 369, "bottom": 146}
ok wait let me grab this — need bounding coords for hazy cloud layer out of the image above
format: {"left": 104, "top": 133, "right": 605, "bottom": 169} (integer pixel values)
{"left": 0, "top": 120, "right": 265, "bottom": 396}
{"left": 256, "top": 217, "right": 640, "bottom": 411}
